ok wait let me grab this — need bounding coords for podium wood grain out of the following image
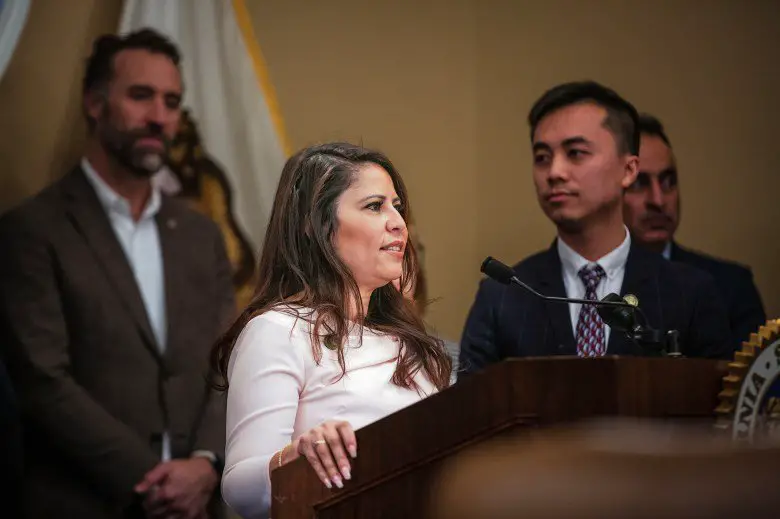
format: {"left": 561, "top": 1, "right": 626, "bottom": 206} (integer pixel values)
{"left": 271, "top": 357, "right": 728, "bottom": 519}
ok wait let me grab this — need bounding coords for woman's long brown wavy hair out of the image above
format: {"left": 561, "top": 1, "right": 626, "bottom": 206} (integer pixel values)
{"left": 210, "top": 143, "right": 452, "bottom": 392}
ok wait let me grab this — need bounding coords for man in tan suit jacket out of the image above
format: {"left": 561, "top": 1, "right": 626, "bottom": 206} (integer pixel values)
{"left": 0, "top": 29, "right": 235, "bottom": 519}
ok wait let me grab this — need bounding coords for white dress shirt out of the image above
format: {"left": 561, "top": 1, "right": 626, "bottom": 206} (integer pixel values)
{"left": 222, "top": 307, "right": 438, "bottom": 519}
{"left": 662, "top": 241, "right": 672, "bottom": 260}
{"left": 81, "top": 158, "right": 171, "bottom": 459}
{"left": 557, "top": 227, "right": 632, "bottom": 346}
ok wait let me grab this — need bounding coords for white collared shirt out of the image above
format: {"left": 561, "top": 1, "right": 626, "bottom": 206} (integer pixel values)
{"left": 557, "top": 227, "right": 632, "bottom": 346}
{"left": 662, "top": 241, "right": 672, "bottom": 260}
{"left": 81, "top": 158, "right": 171, "bottom": 460}
{"left": 81, "top": 158, "right": 166, "bottom": 350}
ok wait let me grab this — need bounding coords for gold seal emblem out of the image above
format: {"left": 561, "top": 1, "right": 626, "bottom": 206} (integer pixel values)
{"left": 715, "top": 319, "right": 780, "bottom": 443}
{"left": 623, "top": 294, "right": 639, "bottom": 307}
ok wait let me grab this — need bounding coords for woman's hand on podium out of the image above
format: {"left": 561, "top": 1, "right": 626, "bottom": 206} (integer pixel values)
{"left": 287, "top": 420, "right": 357, "bottom": 489}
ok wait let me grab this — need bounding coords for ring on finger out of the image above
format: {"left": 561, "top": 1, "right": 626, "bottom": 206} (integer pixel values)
{"left": 313, "top": 439, "right": 327, "bottom": 445}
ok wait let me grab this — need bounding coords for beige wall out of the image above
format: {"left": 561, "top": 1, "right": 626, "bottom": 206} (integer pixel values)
{"left": 247, "top": 0, "right": 479, "bottom": 339}
{"left": 0, "top": 0, "right": 122, "bottom": 210}
{"left": 1, "top": 0, "right": 777, "bottom": 340}
{"left": 249, "top": 0, "right": 780, "bottom": 338}
{"left": 472, "top": 0, "right": 780, "bottom": 330}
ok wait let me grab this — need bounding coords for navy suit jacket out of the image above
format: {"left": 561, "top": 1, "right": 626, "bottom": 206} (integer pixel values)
{"left": 459, "top": 241, "right": 733, "bottom": 375}
{"left": 671, "top": 243, "right": 766, "bottom": 350}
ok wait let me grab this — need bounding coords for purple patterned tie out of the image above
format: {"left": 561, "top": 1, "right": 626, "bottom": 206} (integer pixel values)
{"left": 575, "top": 264, "right": 607, "bottom": 357}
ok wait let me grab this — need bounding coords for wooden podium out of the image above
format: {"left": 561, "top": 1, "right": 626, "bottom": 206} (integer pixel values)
{"left": 271, "top": 356, "right": 727, "bottom": 519}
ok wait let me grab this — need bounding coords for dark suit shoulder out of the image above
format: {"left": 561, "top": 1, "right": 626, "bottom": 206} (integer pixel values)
{"left": 659, "top": 257, "right": 718, "bottom": 290}
{"left": 630, "top": 244, "right": 732, "bottom": 358}
{"left": 627, "top": 243, "right": 711, "bottom": 285}
{"left": 465, "top": 250, "right": 544, "bottom": 317}
{"left": 159, "top": 195, "right": 221, "bottom": 235}
{"left": 511, "top": 248, "right": 553, "bottom": 276}
{"left": 472, "top": 247, "right": 556, "bottom": 309}
{"left": 673, "top": 244, "right": 753, "bottom": 278}
{"left": 636, "top": 250, "right": 718, "bottom": 300}
{"left": 0, "top": 179, "right": 68, "bottom": 238}
{"left": 672, "top": 243, "right": 765, "bottom": 349}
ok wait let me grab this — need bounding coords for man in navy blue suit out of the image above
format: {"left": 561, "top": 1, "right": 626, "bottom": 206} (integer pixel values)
{"left": 623, "top": 113, "right": 766, "bottom": 350}
{"left": 459, "top": 81, "right": 732, "bottom": 375}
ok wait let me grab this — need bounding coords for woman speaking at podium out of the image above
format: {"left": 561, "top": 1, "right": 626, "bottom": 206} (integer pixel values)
{"left": 211, "top": 142, "right": 452, "bottom": 518}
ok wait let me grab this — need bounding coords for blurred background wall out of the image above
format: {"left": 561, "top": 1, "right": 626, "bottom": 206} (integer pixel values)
{"left": 1, "top": 0, "right": 777, "bottom": 340}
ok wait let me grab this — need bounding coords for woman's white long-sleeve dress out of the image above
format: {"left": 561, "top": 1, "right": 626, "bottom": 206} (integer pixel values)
{"left": 221, "top": 308, "right": 437, "bottom": 519}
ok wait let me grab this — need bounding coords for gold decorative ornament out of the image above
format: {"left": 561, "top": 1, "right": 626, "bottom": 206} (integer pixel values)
{"left": 714, "top": 319, "right": 780, "bottom": 443}
{"left": 623, "top": 294, "right": 639, "bottom": 307}
{"left": 166, "top": 109, "right": 258, "bottom": 309}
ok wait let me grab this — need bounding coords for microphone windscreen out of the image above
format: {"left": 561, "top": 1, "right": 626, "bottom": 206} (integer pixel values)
{"left": 480, "top": 257, "right": 516, "bottom": 285}
{"left": 598, "top": 293, "right": 635, "bottom": 332}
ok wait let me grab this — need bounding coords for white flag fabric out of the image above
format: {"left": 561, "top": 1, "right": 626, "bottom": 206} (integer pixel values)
{"left": 0, "top": 0, "right": 31, "bottom": 82}
{"left": 118, "top": 0, "right": 289, "bottom": 253}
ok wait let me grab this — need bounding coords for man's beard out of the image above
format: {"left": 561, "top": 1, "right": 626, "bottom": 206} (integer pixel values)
{"left": 97, "top": 110, "right": 170, "bottom": 178}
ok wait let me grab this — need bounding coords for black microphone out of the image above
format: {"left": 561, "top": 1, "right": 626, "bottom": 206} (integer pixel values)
{"left": 597, "top": 293, "right": 639, "bottom": 332}
{"left": 480, "top": 256, "right": 677, "bottom": 355}
{"left": 480, "top": 256, "right": 636, "bottom": 311}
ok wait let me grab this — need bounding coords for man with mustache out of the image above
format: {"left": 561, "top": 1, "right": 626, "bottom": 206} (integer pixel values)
{"left": 459, "top": 81, "right": 731, "bottom": 375}
{"left": 624, "top": 114, "right": 766, "bottom": 350}
{"left": 0, "top": 29, "right": 234, "bottom": 518}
